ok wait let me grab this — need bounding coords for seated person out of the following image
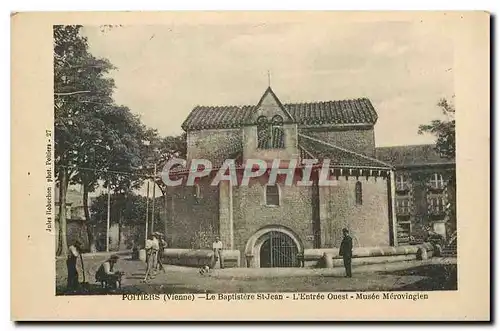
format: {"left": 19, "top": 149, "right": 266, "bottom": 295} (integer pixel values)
{"left": 95, "top": 255, "right": 123, "bottom": 289}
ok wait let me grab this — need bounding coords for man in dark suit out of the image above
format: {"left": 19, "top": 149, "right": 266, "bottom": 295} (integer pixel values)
{"left": 339, "top": 228, "right": 353, "bottom": 277}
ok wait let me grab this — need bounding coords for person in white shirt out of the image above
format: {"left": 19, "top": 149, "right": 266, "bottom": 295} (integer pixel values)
{"left": 212, "top": 236, "right": 224, "bottom": 269}
{"left": 95, "top": 255, "right": 122, "bottom": 289}
{"left": 143, "top": 233, "right": 160, "bottom": 281}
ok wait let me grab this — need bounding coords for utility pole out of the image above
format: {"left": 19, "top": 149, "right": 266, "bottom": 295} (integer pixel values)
{"left": 106, "top": 183, "right": 111, "bottom": 252}
{"left": 151, "top": 163, "right": 157, "bottom": 234}
{"left": 145, "top": 181, "right": 150, "bottom": 246}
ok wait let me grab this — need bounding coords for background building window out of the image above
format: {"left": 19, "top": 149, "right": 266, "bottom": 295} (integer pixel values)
{"left": 396, "top": 198, "right": 410, "bottom": 215}
{"left": 397, "top": 222, "right": 411, "bottom": 244}
{"left": 355, "top": 181, "right": 362, "bottom": 205}
{"left": 429, "top": 173, "right": 444, "bottom": 189}
{"left": 396, "top": 175, "right": 409, "bottom": 191}
{"left": 429, "top": 195, "right": 446, "bottom": 214}
{"left": 266, "top": 185, "right": 280, "bottom": 206}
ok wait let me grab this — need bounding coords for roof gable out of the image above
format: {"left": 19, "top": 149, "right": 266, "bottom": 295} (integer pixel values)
{"left": 250, "top": 87, "right": 294, "bottom": 123}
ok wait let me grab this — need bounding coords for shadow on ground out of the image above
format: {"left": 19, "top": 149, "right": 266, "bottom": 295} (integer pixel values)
{"left": 379, "top": 263, "right": 457, "bottom": 291}
{"left": 56, "top": 283, "right": 210, "bottom": 296}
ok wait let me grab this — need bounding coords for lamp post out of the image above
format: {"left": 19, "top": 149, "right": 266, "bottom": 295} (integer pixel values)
{"left": 142, "top": 140, "right": 160, "bottom": 246}
{"left": 91, "top": 143, "right": 112, "bottom": 252}
{"left": 144, "top": 181, "right": 150, "bottom": 247}
{"left": 106, "top": 180, "right": 111, "bottom": 252}
{"left": 151, "top": 162, "right": 157, "bottom": 234}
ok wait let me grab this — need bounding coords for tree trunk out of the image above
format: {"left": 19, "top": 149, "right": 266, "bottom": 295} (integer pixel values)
{"left": 82, "top": 182, "right": 97, "bottom": 253}
{"left": 57, "top": 169, "right": 69, "bottom": 257}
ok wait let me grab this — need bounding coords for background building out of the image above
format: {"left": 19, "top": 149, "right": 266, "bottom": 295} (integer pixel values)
{"left": 376, "top": 145, "right": 456, "bottom": 244}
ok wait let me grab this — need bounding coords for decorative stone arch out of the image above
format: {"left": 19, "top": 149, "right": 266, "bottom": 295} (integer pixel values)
{"left": 244, "top": 225, "right": 304, "bottom": 268}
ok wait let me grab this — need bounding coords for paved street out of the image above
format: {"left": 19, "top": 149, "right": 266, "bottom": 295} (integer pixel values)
{"left": 56, "top": 254, "right": 457, "bottom": 295}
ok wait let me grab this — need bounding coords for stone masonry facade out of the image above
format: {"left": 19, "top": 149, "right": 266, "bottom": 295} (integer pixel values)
{"left": 162, "top": 87, "right": 403, "bottom": 267}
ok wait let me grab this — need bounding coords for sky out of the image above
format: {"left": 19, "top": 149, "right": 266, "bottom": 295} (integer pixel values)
{"left": 81, "top": 20, "right": 454, "bottom": 148}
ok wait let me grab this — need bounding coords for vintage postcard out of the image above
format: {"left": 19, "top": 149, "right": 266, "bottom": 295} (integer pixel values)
{"left": 11, "top": 11, "right": 490, "bottom": 321}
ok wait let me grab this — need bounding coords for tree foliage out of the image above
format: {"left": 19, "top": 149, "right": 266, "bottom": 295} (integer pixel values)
{"left": 90, "top": 193, "right": 161, "bottom": 227}
{"left": 418, "top": 98, "right": 456, "bottom": 159}
{"left": 54, "top": 25, "right": 116, "bottom": 180}
{"left": 54, "top": 25, "right": 188, "bottom": 253}
{"left": 54, "top": 25, "right": 150, "bottom": 253}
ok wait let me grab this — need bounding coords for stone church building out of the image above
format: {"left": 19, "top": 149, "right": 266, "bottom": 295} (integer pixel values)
{"left": 162, "top": 87, "right": 409, "bottom": 268}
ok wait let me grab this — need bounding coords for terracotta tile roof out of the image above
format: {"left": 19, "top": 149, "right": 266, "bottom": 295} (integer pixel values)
{"left": 287, "top": 98, "right": 378, "bottom": 126}
{"left": 298, "top": 134, "right": 393, "bottom": 169}
{"left": 375, "top": 144, "right": 455, "bottom": 167}
{"left": 182, "top": 98, "right": 378, "bottom": 130}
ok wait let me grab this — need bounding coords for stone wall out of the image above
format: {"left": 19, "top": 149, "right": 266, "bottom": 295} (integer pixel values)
{"left": 318, "top": 176, "right": 391, "bottom": 248}
{"left": 163, "top": 171, "right": 392, "bottom": 264}
{"left": 164, "top": 175, "right": 220, "bottom": 249}
{"left": 231, "top": 175, "right": 314, "bottom": 263}
{"left": 186, "top": 128, "right": 241, "bottom": 162}
{"left": 56, "top": 220, "right": 145, "bottom": 253}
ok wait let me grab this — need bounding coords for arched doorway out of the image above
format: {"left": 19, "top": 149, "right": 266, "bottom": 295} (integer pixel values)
{"left": 259, "top": 231, "right": 299, "bottom": 268}
{"left": 245, "top": 226, "right": 303, "bottom": 268}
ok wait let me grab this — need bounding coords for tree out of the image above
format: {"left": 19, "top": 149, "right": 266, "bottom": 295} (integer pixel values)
{"left": 418, "top": 98, "right": 456, "bottom": 159}
{"left": 55, "top": 25, "right": 114, "bottom": 255}
{"left": 54, "top": 25, "right": 187, "bottom": 254}
{"left": 54, "top": 25, "right": 147, "bottom": 254}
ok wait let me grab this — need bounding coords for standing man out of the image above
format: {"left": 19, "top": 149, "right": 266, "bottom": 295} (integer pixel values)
{"left": 156, "top": 233, "right": 166, "bottom": 273}
{"left": 143, "top": 233, "right": 159, "bottom": 282}
{"left": 339, "top": 228, "right": 353, "bottom": 278}
{"left": 67, "top": 240, "right": 83, "bottom": 290}
{"left": 212, "top": 236, "right": 224, "bottom": 269}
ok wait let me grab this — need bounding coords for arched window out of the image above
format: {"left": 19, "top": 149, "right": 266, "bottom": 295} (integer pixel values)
{"left": 256, "top": 115, "right": 285, "bottom": 149}
{"left": 266, "top": 184, "right": 280, "bottom": 206}
{"left": 355, "top": 181, "right": 362, "bottom": 205}
{"left": 257, "top": 116, "right": 270, "bottom": 149}
{"left": 271, "top": 115, "right": 285, "bottom": 149}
